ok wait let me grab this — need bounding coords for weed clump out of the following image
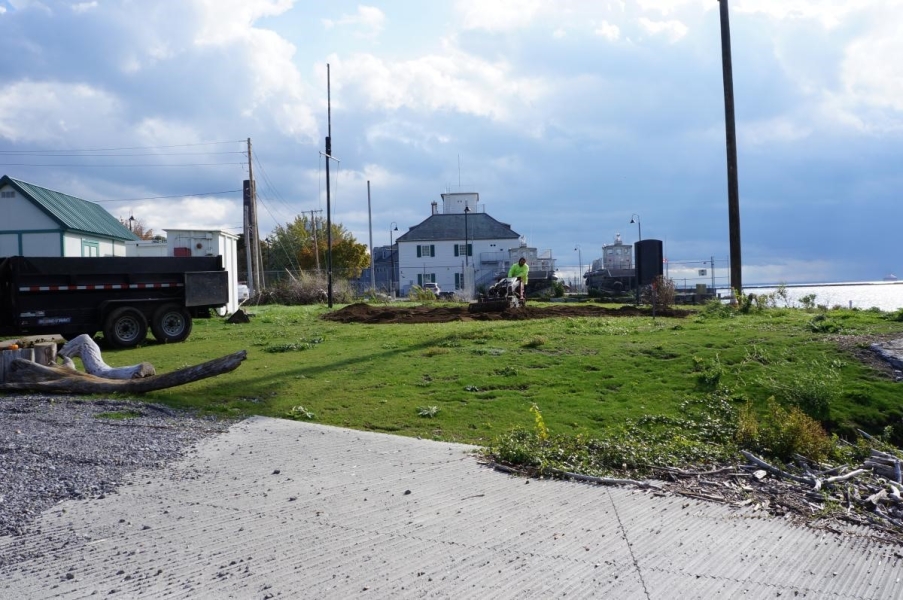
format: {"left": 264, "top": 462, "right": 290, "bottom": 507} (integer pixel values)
{"left": 756, "top": 358, "right": 841, "bottom": 420}
{"left": 736, "top": 398, "right": 833, "bottom": 462}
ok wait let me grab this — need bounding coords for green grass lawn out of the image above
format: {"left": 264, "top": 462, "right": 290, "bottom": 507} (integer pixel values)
{"left": 97, "top": 302, "right": 903, "bottom": 447}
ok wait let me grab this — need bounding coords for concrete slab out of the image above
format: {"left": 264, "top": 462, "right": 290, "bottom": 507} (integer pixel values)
{"left": 873, "top": 338, "right": 903, "bottom": 372}
{"left": 1, "top": 417, "right": 901, "bottom": 599}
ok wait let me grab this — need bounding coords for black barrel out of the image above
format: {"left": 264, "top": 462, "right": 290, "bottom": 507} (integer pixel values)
{"left": 635, "top": 239, "right": 663, "bottom": 286}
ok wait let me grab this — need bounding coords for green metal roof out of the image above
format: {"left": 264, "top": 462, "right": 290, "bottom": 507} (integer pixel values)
{"left": 1, "top": 175, "right": 138, "bottom": 241}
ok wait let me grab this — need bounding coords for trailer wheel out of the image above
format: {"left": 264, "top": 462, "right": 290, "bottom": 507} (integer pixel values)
{"left": 103, "top": 307, "right": 148, "bottom": 348}
{"left": 151, "top": 304, "right": 193, "bottom": 343}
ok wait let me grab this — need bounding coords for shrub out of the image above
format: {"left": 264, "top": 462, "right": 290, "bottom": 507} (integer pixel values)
{"left": 256, "top": 271, "right": 356, "bottom": 305}
{"left": 699, "top": 298, "right": 734, "bottom": 319}
{"left": 641, "top": 276, "right": 676, "bottom": 308}
{"left": 693, "top": 354, "right": 724, "bottom": 387}
{"left": 408, "top": 285, "right": 438, "bottom": 303}
{"left": 754, "top": 398, "right": 834, "bottom": 462}
{"left": 807, "top": 313, "right": 841, "bottom": 333}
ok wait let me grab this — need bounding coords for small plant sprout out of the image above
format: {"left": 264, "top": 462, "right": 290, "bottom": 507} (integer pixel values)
{"left": 287, "top": 405, "right": 316, "bottom": 420}
{"left": 530, "top": 403, "right": 549, "bottom": 441}
{"left": 417, "top": 406, "right": 440, "bottom": 418}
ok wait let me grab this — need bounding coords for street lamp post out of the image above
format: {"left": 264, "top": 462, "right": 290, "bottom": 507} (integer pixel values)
{"left": 630, "top": 214, "right": 642, "bottom": 241}
{"left": 574, "top": 245, "right": 583, "bottom": 293}
{"left": 630, "top": 214, "right": 642, "bottom": 306}
{"left": 390, "top": 222, "right": 398, "bottom": 297}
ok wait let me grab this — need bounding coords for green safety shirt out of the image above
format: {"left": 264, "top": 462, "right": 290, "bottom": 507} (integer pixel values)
{"left": 508, "top": 262, "right": 529, "bottom": 285}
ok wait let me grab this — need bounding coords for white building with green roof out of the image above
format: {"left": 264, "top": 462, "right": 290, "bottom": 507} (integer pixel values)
{"left": 0, "top": 175, "right": 137, "bottom": 257}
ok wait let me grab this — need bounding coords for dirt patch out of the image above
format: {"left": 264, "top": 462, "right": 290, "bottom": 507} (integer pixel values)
{"left": 321, "top": 302, "right": 693, "bottom": 324}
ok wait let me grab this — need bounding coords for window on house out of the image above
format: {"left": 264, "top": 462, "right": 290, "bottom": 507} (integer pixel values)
{"left": 416, "top": 244, "right": 435, "bottom": 258}
{"left": 453, "top": 244, "right": 472, "bottom": 257}
{"left": 81, "top": 241, "right": 100, "bottom": 257}
{"left": 0, "top": 191, "right": 14, "bottom": 198}
{"left": 455, "top": 273, "right": 462, "bottom": 289}
{"left": 417, "top": 273, "right": 436, "bottom": 286}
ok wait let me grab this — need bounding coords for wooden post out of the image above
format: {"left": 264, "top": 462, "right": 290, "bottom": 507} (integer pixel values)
{"left": 0, "top": 343, "right": 57, "bottom": 384}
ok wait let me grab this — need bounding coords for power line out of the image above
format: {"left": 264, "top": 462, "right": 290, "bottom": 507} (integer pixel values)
{"left": 0, "top": 162, "right": 244, "bottom": 168}
{"left": 94, "top": 189, "right": 243, "bottom": 204}
{"left": 0, "top": 151, "right": 246, "bottom": 157}
{"left": 0, "top": 140, "right": 245, "bottom": 153}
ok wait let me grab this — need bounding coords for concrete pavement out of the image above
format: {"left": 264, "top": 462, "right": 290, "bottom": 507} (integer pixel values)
{"left": 2, "top": 417, "right": 901, "bottom": 599}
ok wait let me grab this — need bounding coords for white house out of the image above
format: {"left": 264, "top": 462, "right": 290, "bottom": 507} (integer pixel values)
{"left": 0, "top": 175, "right": 137, "bottom": 257}
{"left": 395, "top": 193, "right": 521, "bottom": 297}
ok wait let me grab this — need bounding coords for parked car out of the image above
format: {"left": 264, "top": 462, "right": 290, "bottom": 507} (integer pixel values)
{"left": 236, "top": 283, "right": 250, "bottom": 302}
{"left": 423, "top": 282, "right": 441, "bottom": 297}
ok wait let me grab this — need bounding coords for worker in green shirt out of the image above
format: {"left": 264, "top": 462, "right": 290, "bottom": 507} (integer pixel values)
{"left": 508, "top": 257, "right": 529, "bottom": 301}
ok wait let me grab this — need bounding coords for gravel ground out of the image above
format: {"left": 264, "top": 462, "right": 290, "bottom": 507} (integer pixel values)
{"left": 0, "top": 395, "right": 233, "bottom": 539}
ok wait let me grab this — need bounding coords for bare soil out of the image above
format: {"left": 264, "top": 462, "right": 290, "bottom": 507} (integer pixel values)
{"left": 322, "top": 302, "right": 693, "bottom": 324}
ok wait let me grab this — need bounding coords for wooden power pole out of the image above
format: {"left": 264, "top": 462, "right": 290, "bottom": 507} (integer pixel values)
{"left": 719, "top": 0, "right": 743, "bottom": 292}
{"left": 247, "top": 138, "right": 263, "bottom": 293}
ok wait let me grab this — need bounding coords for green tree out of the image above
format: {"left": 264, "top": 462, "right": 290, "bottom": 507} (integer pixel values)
{"left": 264, "top": 215, "right": 370, "bottom": 279}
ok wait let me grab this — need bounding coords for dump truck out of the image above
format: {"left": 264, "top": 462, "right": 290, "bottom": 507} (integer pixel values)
{"left": 0, "top": 256, "right": 229, "bottom": 348}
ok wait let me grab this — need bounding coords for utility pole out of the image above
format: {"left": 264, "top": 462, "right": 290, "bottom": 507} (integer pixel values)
{"left": 300, "top": 210, "right": 323, "bottom": 273}
{"left": 243, "top": 197, "right": 253, "bottom": 294}
{"left": 247, "top": 138, "right": 263, "bottom": 293}
{"left": 719, "top": 0, "right": 743, "bottom": 292}
{"left": 367, "top": 181, "right": 375, "bottom": 292}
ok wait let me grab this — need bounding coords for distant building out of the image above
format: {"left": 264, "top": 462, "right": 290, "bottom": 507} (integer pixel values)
{"left": 353, "top": 244, "right": 396, "bottom": 294}
{"left": 0, "top": 175, "right": 137, "bottom": 257}
{"left": 395, "top": 193, "right": 521, "bottom": 297}
{"left": 585, "top": 233, "right": 635, "bottom": 293}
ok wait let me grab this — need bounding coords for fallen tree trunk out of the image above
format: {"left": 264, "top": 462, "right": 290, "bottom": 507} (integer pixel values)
{"left": 0, "top": 350, "right": 247, "bottom": 394}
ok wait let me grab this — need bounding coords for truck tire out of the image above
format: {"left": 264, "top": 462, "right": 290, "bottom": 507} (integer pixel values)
{"left": 103, "top": 307, "right": 148, "bottom": 348}
{"left": 151, "top": 304, "right": 193, "bottom": 343}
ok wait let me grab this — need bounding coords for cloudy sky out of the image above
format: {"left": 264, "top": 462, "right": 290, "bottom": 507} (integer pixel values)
{"left": 1, "top": 0, "right": 901, "bottom": 285}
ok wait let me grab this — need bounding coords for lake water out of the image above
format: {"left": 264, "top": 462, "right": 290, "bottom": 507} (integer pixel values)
{"left": 714, "top": 281, "right": 903, "bottom": 312}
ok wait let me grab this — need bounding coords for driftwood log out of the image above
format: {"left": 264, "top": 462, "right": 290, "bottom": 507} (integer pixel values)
{"left": 0, "top": 341, "right": 246, "bottom": 395}
{"left": 58, "top": 334, "right": 156, "bottom": 379}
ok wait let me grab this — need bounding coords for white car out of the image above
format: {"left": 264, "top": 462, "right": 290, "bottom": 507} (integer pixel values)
{"left": 236, "top": 283, "right": 250, "bottom": 302}
{"left": 423, "top": 282, "right": 441, "bottom": 297}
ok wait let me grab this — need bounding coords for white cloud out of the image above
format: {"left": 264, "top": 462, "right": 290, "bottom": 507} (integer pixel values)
{"left": 72, "top": 2, "right": 97, "bottom": 14}
{"left": 0, "top": 6, "right": 6, "bottom": 15}
{"left": 742, "top": 117, "right": 812, "bottom": 146}
{"left": 455, "top": 0, "right": 544, "bottom": 32}
{"left": 840, "top": 23, "right": 903, "bottom": 113}
{"left": 7, "top": 0, "right": 52, "bottom": 13}
{"left": 593, "top": 21, "right": 620, "bottom": 42}
{"left": 140, "top": 196, "right": 239, "bottom": 231}
{"left": 0, "top": 81, "right": 120, "bottom": 143}
{"left": 189, "top": 0, "right": 318, "bottom": 142}
{"left": 732, "top": 0, "right": 871, "bottom": 30}
{"left": 366, "top": 120, "right": 450, "bottom": 150}
{"left": 637, "top": 17, "right": 688, "bottom": 43}
{"left": 322, "top": 5, "right": 386, "bottom": 38}
{"left": 193, "top": 0, "right": 295, "bottom": 46}
{"left": 134, "top": 118, "right": 204, "bottom": 147}
{"left": 331, "top": 42, "right": 547, "bottom": 122}
{"left": 636, "top": 0, "right": 711, "bottom": 17}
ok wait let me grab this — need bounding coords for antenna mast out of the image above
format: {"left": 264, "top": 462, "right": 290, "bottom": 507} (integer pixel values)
{"left": 325, "top": 64, "right": 334, "bottom": 307}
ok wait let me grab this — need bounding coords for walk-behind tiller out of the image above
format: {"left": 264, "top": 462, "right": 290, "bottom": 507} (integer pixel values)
{"left": 468, "top": 277, "right": 525, "bottom": 313}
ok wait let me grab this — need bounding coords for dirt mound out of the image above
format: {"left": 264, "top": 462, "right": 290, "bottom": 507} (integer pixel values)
{"left": 322, "top": 302, "right": 692, "bottom": 324}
